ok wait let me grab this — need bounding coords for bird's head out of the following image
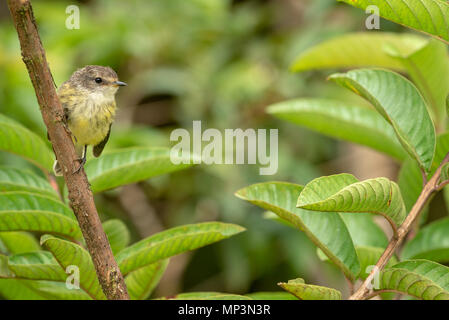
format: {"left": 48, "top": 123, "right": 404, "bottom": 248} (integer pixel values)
{"left": 69, "top": 65, "right": 127, "bottom": 97}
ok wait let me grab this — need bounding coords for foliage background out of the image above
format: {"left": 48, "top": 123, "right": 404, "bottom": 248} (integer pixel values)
{"left": 0, "top": 0, "right": 422, "bottom": 298}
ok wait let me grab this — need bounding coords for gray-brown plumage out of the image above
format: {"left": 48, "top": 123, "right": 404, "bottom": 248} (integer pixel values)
{"left": 53, "top": 65, "right": 126, "bottom": 176}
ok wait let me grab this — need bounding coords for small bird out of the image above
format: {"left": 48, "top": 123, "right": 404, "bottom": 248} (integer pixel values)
{"left": 53, "top": 65, "right": 127, "bottom": 176}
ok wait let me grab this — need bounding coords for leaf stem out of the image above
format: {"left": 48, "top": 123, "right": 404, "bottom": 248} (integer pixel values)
{"left": 349, "top": 152, "right": 449, "bottom": 300}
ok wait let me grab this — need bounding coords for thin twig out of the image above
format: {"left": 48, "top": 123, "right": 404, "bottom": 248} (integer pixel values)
{"left": 421, "top": 168, "right": 428, "bottom": 187}
{"left": 349, "top": 152, "right": 449, "bottom": 300}
{"left": 436, "top": 179, "right": 449, "bottom": 191}
{"left": 7, "top": 0, "right": 129, "bottom": 300}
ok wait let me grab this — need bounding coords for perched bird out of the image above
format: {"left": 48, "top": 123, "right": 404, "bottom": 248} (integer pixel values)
{"left": 53, "top": 65, "right": 127, "bottom": 176}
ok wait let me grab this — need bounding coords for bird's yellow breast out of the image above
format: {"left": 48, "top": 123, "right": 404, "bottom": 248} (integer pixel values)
{"left": 58, "top": 85, "right": 116, "bottom": 147}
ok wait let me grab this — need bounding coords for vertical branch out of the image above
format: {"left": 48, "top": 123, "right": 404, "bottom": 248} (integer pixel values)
{"left": 7, "top": 0, "right": 129, "bottom": 300}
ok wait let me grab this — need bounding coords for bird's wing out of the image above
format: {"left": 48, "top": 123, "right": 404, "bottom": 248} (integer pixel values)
{"left": 93, "top": 123, "right": 112, "bottom": 157}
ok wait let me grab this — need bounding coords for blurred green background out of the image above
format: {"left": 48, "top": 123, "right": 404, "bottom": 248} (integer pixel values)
{"left": 0, "top": 0, "right": 406, "bottom": 298}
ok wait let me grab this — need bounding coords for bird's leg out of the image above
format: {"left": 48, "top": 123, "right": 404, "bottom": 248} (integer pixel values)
{"left": 73, "top": 145, "right": 87, "bottom": 174}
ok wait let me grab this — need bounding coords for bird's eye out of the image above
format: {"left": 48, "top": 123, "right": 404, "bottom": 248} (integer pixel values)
{"left": 94, "top": 77, "right": 102, "bottom": 84}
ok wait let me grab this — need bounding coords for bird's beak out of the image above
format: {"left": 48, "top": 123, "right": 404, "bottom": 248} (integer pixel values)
{"left": 113, "top": 81, "right": 127, "bottom": 87}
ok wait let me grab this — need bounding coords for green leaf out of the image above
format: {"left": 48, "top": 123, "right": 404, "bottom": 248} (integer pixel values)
{"left": 398, "top": 157, "right": 423, "bottom": 212}
{"left": 399, "top": 132, "right": 449, "bottom": 215}
{"left": 446, "top": 94, "right": 449, "bottom": 118}
{"left": 291, "top": 32, "right": 426, "bottom": 72}
{"left": 116, "top": 222, "right": 245, "bottom": 275}
{"left": 356, "top": 246, "right": 398, "bottom": 280}
{"left": 0, "top": 167, "right": 58, "bottom": 199}
{"left": 329, "top": 68, "right": 435, "bottom": 171}
{"left": 278, "top": 278, "right": 341, "bottom": 300}
{"left": 0, "top": 114, "right": 53, "bottom": 172}
{"left": 431, "top": 132, "right": 449, "bottom": 173}
{"left": 103, "top": 219, "right": 130, "bottom": 255}
{"left": 235, "top": 182, "right": 360, "bottom": 279}
{"left": 40, "top": 235, "right": 106, "bottom": 300}
{"left": 387, "top": 39, "right": 449, "bottom": 127}
{"left": 316, "top": 246, "right": 397, "bottom": 280}
{"left": 339, "top": 214, "right": 388, "bottom": 248}
{"left": 0, "top": 254, "right": 14, "bottom": 278}
{"left": 0, "top": 192, "right": 81, "bottom": 240}
{"left": 338, "top": 0, "right": 449, "bottom": 44}
{"left": 85, "top": 147, "right": 195, "bottom": 193}
{"left": 0, "top": 232, "right": 40, "bottom": 254}
{"left": 431, "top": 133, "right": 449, "bottom": 211}
{"left": 0, "top": 279, "right": 45, "bottom": 300}
{"left": 380, "top": 260, "right": 449, "bottom": 300}
{"left": 0, "top": 271, "right": 90, "bottom": 300}
{"left": 159, "top": 292, "right": 252, "bottom": 300}
{"left": 402, "top": 217, "right": 449, "bottom": 263}
{"left": 126, "top": 259, "right": 168, "bottom": 300}
{"left": 267, "top": 98, "right": 406, "bottom": 161}
{"left": 245, "top": 292, "right": 298, "bottom": 300}
{"left": 18, "top": 280, "right": 91, "bottom": 300}
{"left": 7, "top": 251, "right": 66, "bottom": 282}
{"left": 297, "top": 174, "right": 406, "bottom": 228}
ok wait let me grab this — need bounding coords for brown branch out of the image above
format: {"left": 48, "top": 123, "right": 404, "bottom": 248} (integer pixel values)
{"left": 7, "top": 0, "right": 129, "bottom": 300}
{"left": 350, "top": 152, "right": 449, "bottom": 300}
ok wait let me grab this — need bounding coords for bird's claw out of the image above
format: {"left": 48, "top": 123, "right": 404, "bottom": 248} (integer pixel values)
{"left": 72, "top": 156, "right": 86, "bottom": 174}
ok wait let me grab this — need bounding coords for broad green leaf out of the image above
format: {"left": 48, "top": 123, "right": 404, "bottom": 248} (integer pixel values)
{"left": 315, "top": 213, "right": 389, "bottom": 277}
{"left": 402, "top": 218, "right": 449, "bottom": 262}
{"left": 297, "top": 174, "right": 406, "bottom": 227}
{"left": 268, "top": 209, "right": 388, "bottom": 249}
{"left": 0, "top": 192, "right": 81, "bottom": 240}
{"left": 291, "top": 32, "right": 426, "bottom": 72}
{"left": 0, "top": 167, "right": 58, "bottom": 199}
{"left": 330, "top": 69, "right": 435, "bottom": 171}
{"left": 103, "top": 219, "right": 130, "bottom": 255}
{"left": 338, "top": 0, "right": 449, "bottom": 44}
{"left": 0, "top": 274, "right": 90, "bottom": 300}
{"left": 398, "top": 157, "right": 423, "bottom": 212}
{"left": 267, "top": 98, "right": 406, "bottom": 161}
{"left": 339, "top": 214, "right": 388, "bottom": 248}
{"left": 18, "top": 280, "right": 91, "bottom": 300}
{"left": 446, "top": 94, "right": 449, "bottom": 117}
{"left": 160, "top": 292, "right": 252, "bottom": 300}
{"left": 387, "top": 39, "right": 449, "bottom": 127}
{"left": 7, "top": 251, "right": 66, "bottom": 282}
{"left": 126, "top": 259, "right": 169, "bottom": 300}
{"left": 262, "top": 211, "right": 296, "bottom": 229}
{"left": 317, "top": 246, "right": 397, "bottom": 280}
{"left": 430, "top": 133, "right": 449, "bottom": 211}
{"left": 40, "top": 235, "right": 106, "bottom": 300}
{"left": 116, "top": 222, "right": 245, "bottom": 275}
{"left": 431, "top": 132, "right": 449, "bottom": 173}
{"left": 278, "top": 278, "right": 341, "bottom": 300}
{"left": 356, "top": 246, "right": 398, "bottom": 280}
{"left": 399, "top": 133, "right": 449, "bottom": 214}
{"left": 235, "top": 182, "right": 360, "bottom": 279}
{"left": 0, "top": 191, "right": 73, "bottom": 218}
{"left": 0, "top": 114, "right": 53, "bottom": 171}
{"left": 0, "top": 254, "right": 14, "bottom": 278}
{"left": 0, "top": 279, "right": 45, "bottom": 300}
{"left": 0, "top": 231, "right": 40, "bottom": 254}
{"left": 380, "top": 260, "right": 449, "bottom": 300}
{"left": 245, "top": 292, "right": 297, "bottom": 300}
{"left": 85, "top": 147, "right": 195, "bottom": 193}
